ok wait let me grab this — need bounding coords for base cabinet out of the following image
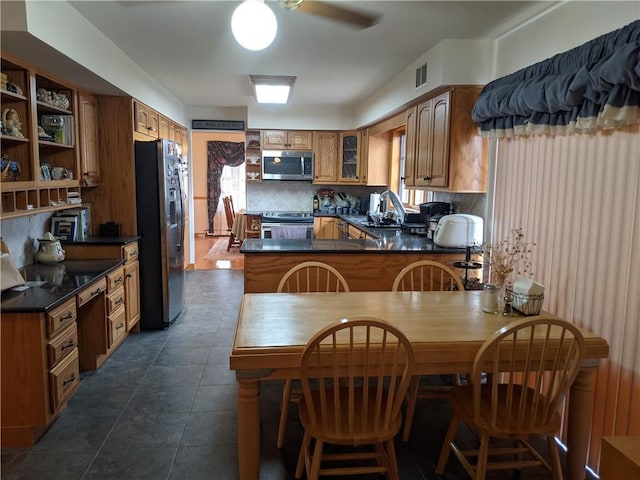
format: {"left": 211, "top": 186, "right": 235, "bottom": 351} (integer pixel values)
{"left": 1, "top": 298, "right": 80, "bottom": 447}
{"left": 63, "top": 241, "right": 141, "bottom": 332}
{"left": 314, "top": 217, "right": 339, "bottom": 239}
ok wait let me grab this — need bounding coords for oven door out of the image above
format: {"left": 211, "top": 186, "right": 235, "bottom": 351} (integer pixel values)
{"left": 262, "top": 223, "right": 313, "bottom": 239}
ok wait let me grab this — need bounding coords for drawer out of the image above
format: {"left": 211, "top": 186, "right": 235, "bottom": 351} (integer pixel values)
{"left": 107, "top": 285, "right": 126, "bottom": 313}
{"left": 77, "top": 277, "right": 107, "bottom": 306}
{"left": 49, "top": 347, "right": 80, "bottom": 413}
{"left": 46, "top": 298, "right": 77, "bottom": 339}
{"left": 47, "top": 323, "right": 78, "bottom": 369}
{"left": 123, "top": 242, "right": 139, "bottom": 263}
{"left": 107, "top": 266, "right": 125, "bottom": 291}
{"left": 108, "top": 306, "right": 127, "bottom": 348}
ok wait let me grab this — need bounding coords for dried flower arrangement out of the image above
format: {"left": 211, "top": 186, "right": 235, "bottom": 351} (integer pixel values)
{"left": 483, "top": 227, "right": 535, "bottom": 286}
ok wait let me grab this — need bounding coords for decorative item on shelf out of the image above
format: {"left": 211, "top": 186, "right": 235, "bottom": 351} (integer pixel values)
{"left": 1, "top": 154, "right": 21, "bottom": 182}
{"left": 0, "top": 73, "right": 7, "bottom": 90}
{"left": 247, "top": 139, "right": 260, "bottom": 148}
{"left": 2, "top": 108, "right": 24, "bottom": 138}
{"left": 40, "top": 163, "right": 52, "bottom": 181}
{"left": 247, "top": 171, "right": 260, "bottom": 180}
{"left": 248, "top": 157, "right": 260, "bottom": 164}
{"left": 36, "top": 88, "right": 70, "bottom": 110}
{"left": 3, "top": 78, "right": 22, "bottom": 95}
{"left": 37, "top": 125, "right": 54, "bottom": 142}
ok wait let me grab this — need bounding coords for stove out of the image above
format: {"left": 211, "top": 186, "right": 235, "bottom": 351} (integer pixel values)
{"left": 261, "top": 212, "right": 314, "bottom": 223}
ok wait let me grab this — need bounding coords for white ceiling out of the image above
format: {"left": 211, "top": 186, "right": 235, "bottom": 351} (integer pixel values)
{"left": 64, "top": 0, "right": 545, "bottom": 110}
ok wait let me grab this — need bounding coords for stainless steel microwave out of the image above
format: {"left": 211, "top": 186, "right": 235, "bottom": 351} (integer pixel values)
{"left": 262, "top": 150, "right": 313, "bottom": 181}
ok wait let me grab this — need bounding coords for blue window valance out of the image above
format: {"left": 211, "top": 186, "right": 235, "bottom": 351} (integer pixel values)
{"left": 472, "top": 20, "right": 640, "bottom": 138}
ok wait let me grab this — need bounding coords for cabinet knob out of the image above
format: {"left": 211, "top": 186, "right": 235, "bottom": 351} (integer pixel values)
{"left": 423, "top": 176, "right": 432, "bottom": 181}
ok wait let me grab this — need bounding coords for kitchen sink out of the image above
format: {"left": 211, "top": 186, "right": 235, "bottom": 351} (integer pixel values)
{"left": 358, "top": 220, "right": 401, "bottom": 229}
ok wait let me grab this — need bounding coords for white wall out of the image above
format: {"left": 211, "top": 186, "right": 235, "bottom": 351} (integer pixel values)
{"left": 493, "top": 1, "right": 639, "bottom": 78}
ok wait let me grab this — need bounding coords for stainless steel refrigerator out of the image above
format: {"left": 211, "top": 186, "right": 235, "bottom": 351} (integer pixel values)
{"left": 135, "top": 139, "right": 185, "bottom": 329}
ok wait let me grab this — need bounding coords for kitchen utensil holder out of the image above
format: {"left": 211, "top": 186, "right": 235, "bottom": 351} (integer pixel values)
{"left": 507, "top": 288, "right": 544, "bottom": 316}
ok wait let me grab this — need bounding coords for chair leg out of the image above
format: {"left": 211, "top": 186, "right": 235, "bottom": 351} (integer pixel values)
{"left": 226, "top": 233, "right": 235, "bottom": 251}
{"left": 295, "top": 431, "right": 311, "bottom": 479}
{"left": 277, "top": 379, "right": 292, "bottom": 448}
{"left": 385, "top": 438, "right": 400, "bottom": 480}
{"left": 475, "top": 432, "right": 490, "bottom": 480}
{"left": 547, "top": 435, "right": 564, "bottom": 480}
{"left": 436, "top": 414, "right": 460, "bottom": 475}
{"left": 402, "top": 375, "right": 420, "bottom": 441}
{"left": 309, "top": 438, "right": 324, "bottom": 480}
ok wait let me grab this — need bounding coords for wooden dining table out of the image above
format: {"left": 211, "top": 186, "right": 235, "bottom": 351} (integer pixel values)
{"left": 229, "top": 290, "right": 609, "bottom": 480}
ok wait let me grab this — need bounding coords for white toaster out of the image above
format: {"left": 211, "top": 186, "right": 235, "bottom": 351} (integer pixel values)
{"left": 433, "top": 214, "right": 484, "bottom": 248}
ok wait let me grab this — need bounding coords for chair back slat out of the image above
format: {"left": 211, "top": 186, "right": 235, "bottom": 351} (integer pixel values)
{"left": 299, "top": 318, "right": 415, "bottom": 441}
{"left": 472, "top": 317, "right": 585, "bottom": 435}
{"left": 222, "top": 196, "right": 235, "bottom": 230}
{"left": 277, "top": 261, "right": 350, "bottom": 293}
{"left": 392, "top": 260, "right": 464, "bottom": 292}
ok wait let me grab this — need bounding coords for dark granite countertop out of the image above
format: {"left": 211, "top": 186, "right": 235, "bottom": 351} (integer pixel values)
{"left": 62, "top": 235, "right": 141, "bottom": 246}
{"left": 1, "top": 259, "right": 125, "bottom": 313}
{"left": 241, "top": 214, "right": 467, "bottom": 254}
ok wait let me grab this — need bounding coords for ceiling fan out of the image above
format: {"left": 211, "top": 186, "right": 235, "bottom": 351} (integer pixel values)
{"left": 118, "top": 1, "right": 380, "bottom": 30}
{"left": 280, "top": 1, "right": 380, "bottom": 30}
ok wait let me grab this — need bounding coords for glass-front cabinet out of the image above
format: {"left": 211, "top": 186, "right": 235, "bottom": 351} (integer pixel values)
{"left": 338, "top": 131, "right": 361, "bottom": 184}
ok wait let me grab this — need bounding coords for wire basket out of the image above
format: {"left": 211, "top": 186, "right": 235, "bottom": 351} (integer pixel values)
{"left": 507, "top": 288, "right": 544, "bottom": 316}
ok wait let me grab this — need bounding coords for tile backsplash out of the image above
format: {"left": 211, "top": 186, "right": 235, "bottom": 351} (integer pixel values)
{"left": 1, "top": 212, "right": 54, "bottom": 268}
{"left": 247, "top": 181, "right": 383, "bottom": 213}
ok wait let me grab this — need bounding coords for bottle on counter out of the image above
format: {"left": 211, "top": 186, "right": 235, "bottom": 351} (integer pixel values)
{"left": 313, "top": 194, "right": 319, "bottom": 212}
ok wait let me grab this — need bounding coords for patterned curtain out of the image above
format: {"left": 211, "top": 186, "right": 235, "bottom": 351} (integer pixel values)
{"left": 473, "top": 20, "right": 640, "bottom": 138}
{"left": 207, "top": 141, "right": 245, "bottom": 233}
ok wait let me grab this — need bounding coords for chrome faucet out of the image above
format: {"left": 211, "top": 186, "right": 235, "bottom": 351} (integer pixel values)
{"left": 379, "top": 190, "right": 406, "bottom": 224}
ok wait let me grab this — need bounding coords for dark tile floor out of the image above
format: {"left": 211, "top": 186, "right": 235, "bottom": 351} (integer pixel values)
{"left": 2, "top": 270, "right": 573, "bottom": 479}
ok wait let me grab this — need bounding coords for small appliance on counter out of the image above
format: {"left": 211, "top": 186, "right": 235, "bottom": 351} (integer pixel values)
{"left": 433, "top": 214, "right": 484, "bottom": 248}
{"left": 401, "top": 213, "right": 429, "bottom": 236}
{"left": 419, "top": 202, "right": 452, "bottom": 241}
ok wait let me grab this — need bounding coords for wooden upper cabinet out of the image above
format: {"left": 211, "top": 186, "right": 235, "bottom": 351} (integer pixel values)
{"left": 312, "top": 131, "right": 338, "bottom": 184}
{"left": 262, "top": 130, "right": 312, "bottom": 150}
{"left": 159, "top": 115, "right": 170, "bottom": 139}
{"left": 405, "top": 86, "right": 487, "bottom": 193}
{"left": 78, "top": 91, "right": 100, "bottom": 187}
{"left": 361, "top": 128, "right": 390, "bottom": 187}
{"left": 134, "top": 101, "right": 159, "bottom": 138}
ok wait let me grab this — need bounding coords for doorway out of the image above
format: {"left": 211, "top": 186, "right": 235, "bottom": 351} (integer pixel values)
{"left": 191, "top": 130, "right": 247, "bottom": 270}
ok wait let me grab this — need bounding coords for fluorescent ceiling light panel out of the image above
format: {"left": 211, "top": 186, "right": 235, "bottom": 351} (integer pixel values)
{"left": 250, "top": 75, "right": 296, "bottom": 104}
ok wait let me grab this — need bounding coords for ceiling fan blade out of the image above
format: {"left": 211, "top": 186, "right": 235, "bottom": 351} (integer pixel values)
{"left": 283, "top": 1, "right": 380, "bottom": 30}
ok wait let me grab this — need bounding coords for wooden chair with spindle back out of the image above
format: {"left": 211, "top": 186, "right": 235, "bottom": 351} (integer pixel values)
{"left": 222, "top": 196, "right": 242, "bottom": 251}
{"left": 436, "top": 316, "right": 585, "bottom": 480}
{"left": 294, "top": 317, "right": 415, "bottom": 480}
{"left": 391, "top": 259, "right": 465, "bottom": 441}
{"left": 276, "top": 261, "right": 350, "bottom": 449}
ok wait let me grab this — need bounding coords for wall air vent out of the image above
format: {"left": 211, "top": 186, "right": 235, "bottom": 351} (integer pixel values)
{"left": 415, "top": 63, "right": 428, "bottom": 89}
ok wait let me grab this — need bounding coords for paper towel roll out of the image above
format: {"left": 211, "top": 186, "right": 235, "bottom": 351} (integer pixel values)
{"left": 369, "top": 193, "right": 381, "bottom": 214}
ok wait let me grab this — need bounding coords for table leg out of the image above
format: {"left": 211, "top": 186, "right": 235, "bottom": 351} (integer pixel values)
{"left": 567, "top": 367, "right": 596, "bottom": 480}
{"left": 237, "top": 378, "right": 260, "bottom": 480}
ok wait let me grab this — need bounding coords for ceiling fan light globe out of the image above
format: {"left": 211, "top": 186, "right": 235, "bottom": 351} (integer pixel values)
{"left": 231, "top": 0, "right": 278, "bottom": 51}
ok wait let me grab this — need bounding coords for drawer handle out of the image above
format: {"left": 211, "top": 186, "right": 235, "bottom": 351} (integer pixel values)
{"left": 126, "top": 273, "right": 133, "bottom": 279}
{"left": 130, "top": 250, "right": 138, "bottom": 257}
{"left": 115, "top": 297, "right": 125, "bottom": 306}
{"left": 116, "top": 322, "right": 125, "bottom": 330}
{"left": 60, "top": 312, "right": 74, "bottom": 321}
{"left": 114, "top": 276, "right": 124, "bottom": 285}
{"left": 61, "top": 339, "right": 75, "bottom": 352}
{"left": 91, "top": 287, "right": 103, "bottom": 296}
{"left": 63, "top": 372, "right": 76, "bottom": 387}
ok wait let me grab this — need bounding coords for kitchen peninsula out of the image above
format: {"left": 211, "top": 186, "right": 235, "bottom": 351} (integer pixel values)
{"left": 242, "top": 215, "right": 483, "bottom": 292}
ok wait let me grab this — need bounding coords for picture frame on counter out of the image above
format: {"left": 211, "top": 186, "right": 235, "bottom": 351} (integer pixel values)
{"left": 51, "top": 216, "right": 78, "bottom": 241}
